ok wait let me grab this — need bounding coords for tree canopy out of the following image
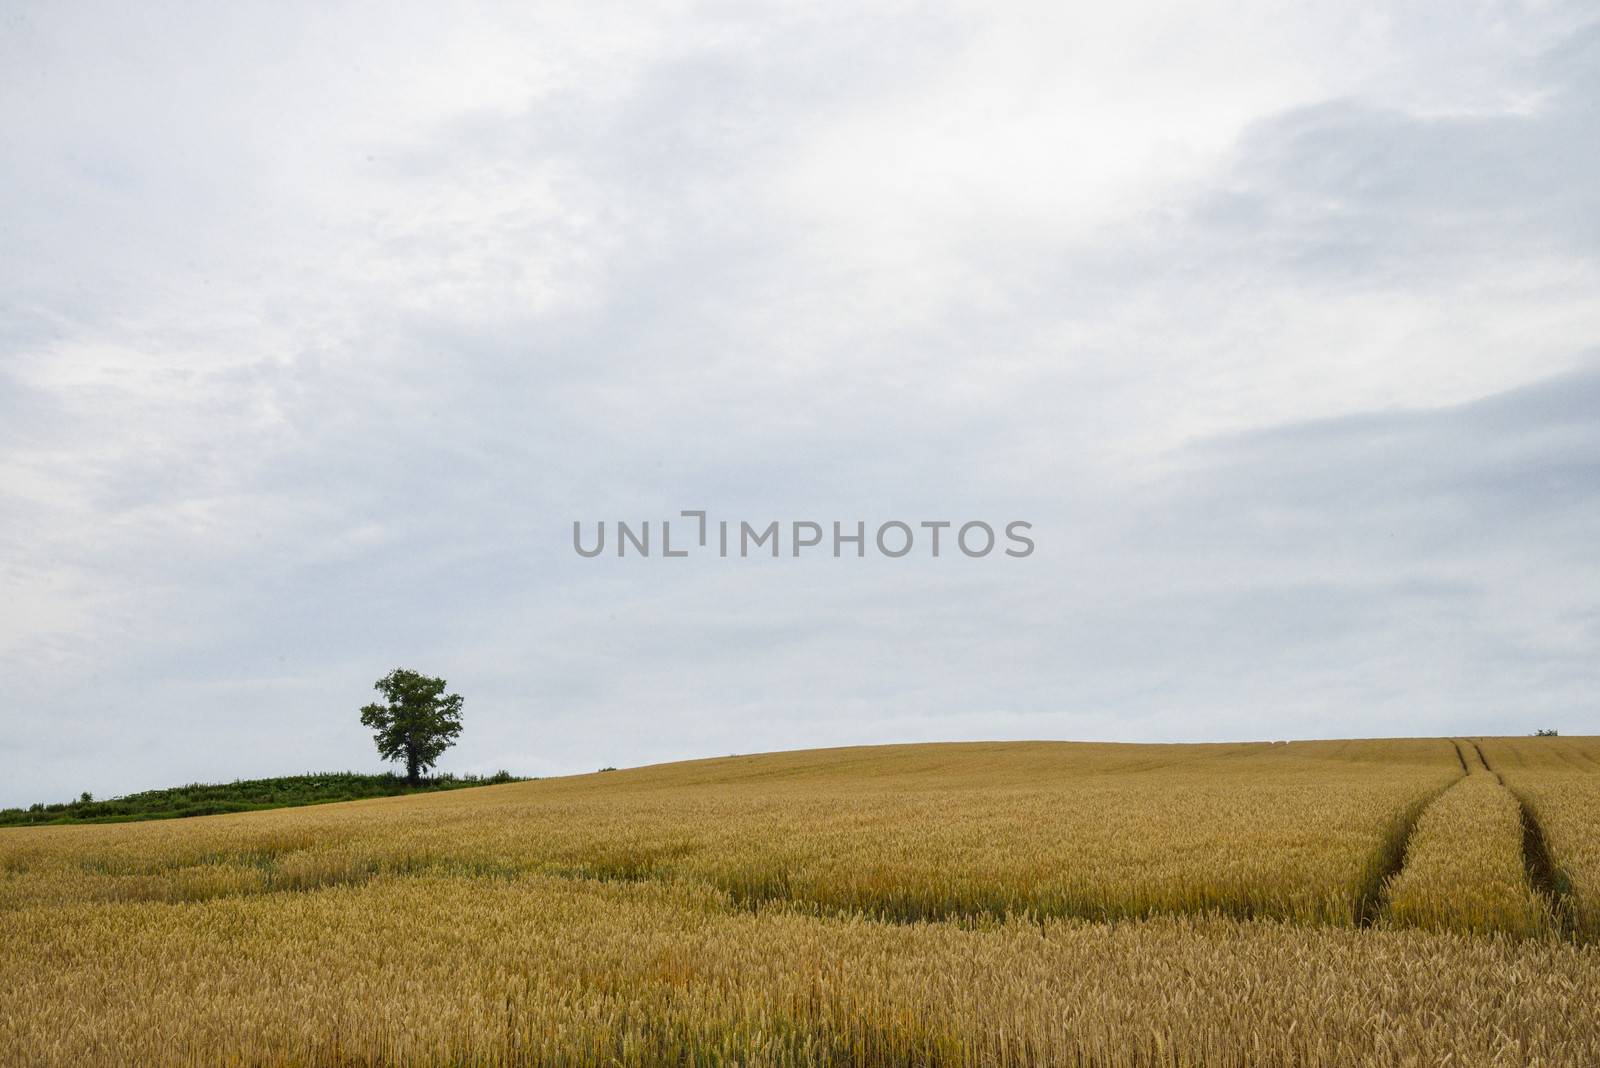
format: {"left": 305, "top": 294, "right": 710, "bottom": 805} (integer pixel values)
{"left": 359, "top": 668, "right": 464, "bottom": 783}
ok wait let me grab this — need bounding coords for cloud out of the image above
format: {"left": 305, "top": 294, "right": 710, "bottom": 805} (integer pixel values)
{"left": 1107, "top": 358, "right": 1600, "bottom": 723}
{"left": 1201, "top": 27, "right": 1600, "bottom": 280}
{"left": 0, "top": 3, "right": 1597, "bottom": 804}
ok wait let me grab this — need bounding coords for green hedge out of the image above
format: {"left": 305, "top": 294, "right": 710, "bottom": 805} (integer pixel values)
{"left": 0, "top": 771, "right": 525, "bottom": 826}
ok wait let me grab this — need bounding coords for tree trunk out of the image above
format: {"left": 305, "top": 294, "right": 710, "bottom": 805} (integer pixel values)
{"left": 406, "top": 747, "right": 420, "bottom": 785}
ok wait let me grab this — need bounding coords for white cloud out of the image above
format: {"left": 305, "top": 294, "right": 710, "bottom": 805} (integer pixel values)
{"left": 1, "top": 1, "right": 1597, "bottom": 805}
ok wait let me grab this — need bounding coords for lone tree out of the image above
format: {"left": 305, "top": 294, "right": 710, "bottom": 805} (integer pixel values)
{"left": 359, "top": 668, "right": 464, "bottom": 784}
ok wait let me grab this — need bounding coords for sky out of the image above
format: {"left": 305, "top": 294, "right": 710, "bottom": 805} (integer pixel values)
{"left": 2, "top": 1, "right": 1597, "bottom": 806}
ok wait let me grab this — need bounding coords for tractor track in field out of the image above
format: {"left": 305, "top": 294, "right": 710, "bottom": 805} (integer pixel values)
{"left": 1362, "top": 738, "right": 1576, "bottom": 938}
{"left": 1355, "top": 739, "right": 1475, "bottom": 927}
{"left": 1470, "top": 740, "right": 1574, "bottom": 937}
{"left": 1356, "top": 782, "right": 1455, "bottom": 928}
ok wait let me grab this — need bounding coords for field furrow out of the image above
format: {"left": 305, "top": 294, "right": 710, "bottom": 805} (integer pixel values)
{"left": 1380, "top": 742, "right": 1551, "bottom": 936}
{"left": 1478, "top": 736, "right": 1600, "bottom": 941}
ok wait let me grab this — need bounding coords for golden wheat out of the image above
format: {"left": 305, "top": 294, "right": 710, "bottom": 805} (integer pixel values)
{"left": 1, "top": 872, "right": 1596, "bottom": 1067}
{"left": 1478, "top": 735, "right": 1600, "bottom": 939}
{"left": 0, "top": 740, "right": 1458, "bottom": 925}
{"left": 1381, "top": 742, "right": 1551, "bottom": 936}
{"left": 3, "top": 738, "right": 1596, "bottom": 1066}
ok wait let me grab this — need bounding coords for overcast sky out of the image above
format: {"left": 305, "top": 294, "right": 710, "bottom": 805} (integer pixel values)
{"left": 2, "top": 1, "right": 1597, "bottom": 805}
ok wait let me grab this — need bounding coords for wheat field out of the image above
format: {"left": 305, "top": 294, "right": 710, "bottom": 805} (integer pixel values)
{"left": 1479, "top": 735, "right": 1600, "bottom": 940}
{"left": 1380, "top": 741, "right": 1555, "bottom": 936}
{"left": 2, "top": 738, "right": 1596, "bottom": 1066}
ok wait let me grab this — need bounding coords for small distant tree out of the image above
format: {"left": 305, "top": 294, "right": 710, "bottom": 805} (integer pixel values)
{"left": 359, "top": 668, "right": 464, "bottom": 784}
{"left": 1534, "top": 728, "right": 1560, "bottom": 737}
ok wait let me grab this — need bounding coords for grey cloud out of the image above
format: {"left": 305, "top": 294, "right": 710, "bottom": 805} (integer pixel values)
{"left": 1198, "top": 22, "right": 1600, "bottom": 279}
{"left": 1160, "top": 355, "right": 1600, "bottom": 548}
{"left": 1090, "top": 360, "right": 1600, "bottom": 732}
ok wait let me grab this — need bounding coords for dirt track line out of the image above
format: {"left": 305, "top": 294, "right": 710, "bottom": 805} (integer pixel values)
{"left": 1472, "top": 739, "right": 1575, "bottom": 939}
{"left": 1356, "top": 771, "right": 1461, "bottom": 928}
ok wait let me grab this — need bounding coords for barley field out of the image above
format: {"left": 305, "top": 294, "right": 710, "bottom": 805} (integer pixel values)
{"left": 2, "top": 738, "right": 1596, "bottom": 1066}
